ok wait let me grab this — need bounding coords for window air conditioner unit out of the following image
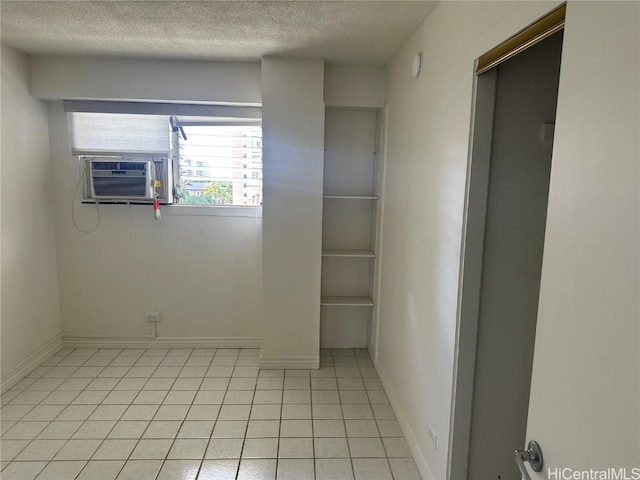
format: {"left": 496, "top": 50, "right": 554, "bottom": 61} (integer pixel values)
{"left": 81, "top": 156, "right": 174, "bottom": 204}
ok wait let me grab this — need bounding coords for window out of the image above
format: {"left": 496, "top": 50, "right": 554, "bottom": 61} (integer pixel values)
{"left": 175, "top": 124, "right": 262, "bottom": 206}
{"left": 67, "top": 105, "right": 262, "bottom": 209}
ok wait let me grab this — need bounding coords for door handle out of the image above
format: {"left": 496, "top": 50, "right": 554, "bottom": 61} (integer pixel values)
{"left": 514, "top": 440, "right": 543, "bottom": 480}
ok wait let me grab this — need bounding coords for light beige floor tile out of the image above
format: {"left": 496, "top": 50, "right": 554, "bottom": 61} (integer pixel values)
{"left": 367, "top": 391, "right": 390, "bottom": 405}
{"left": 130, "top": 438, "right": 173, "bottom": 459}
{"left": 0, "top": 461, "right": 46, "bottom": 480}
{"left": 38, "top": 422, "right": 82, "bottom": 440}
{"left": 76, "top": 460, "right": 125, "bottom": 480}
{"left": 314, "top": 437, "right": 350, "bottom": 458}
{"left": 345, "top": 420, "right": 379, "bottom": 438}
{"left": 198, "top": 459, "right": 239, "bottom": 480}
{"left": 212, "top": 420, "right": 248, "bottom": 438}
{"left": 102, "top": 391, "right": 138, "bottom": 405}
{"left": 312, "top": 404, "right": 342, "bottom": 419}
{"left": 348, "top": 437, "right": 386, "bottom": 458}
{"left": 72, "top": 420, "right": 116, "bottom": 439}
{"left": 35, "top": 460, "right": 86, "bottom": 479}
{"left": 167, "top": 438, "right": 208, "bottom": 459}
{"left": 250, "top": 404, "right": 281, "bottom": 420}
{"left": 334, "top": 367, "right": 361, "bottom": 378}
{"left": 282, "top": 390, "right": 310, "bottom": 404}
{"left": 281, "top": 404, "right": 311, "bottom": 420}
{"left": 315, "top": 458, "right": 354, "bottom": 480}
{"left": 121, "top": 405, "right": 159, "bottom": 421}
{"left": 186, "top": 405, "right": 220, "bottom": 421}
{"left": 339, "top": 390, "right": 369, "bottom": 405}
{"left": 108, "top": 421, "right": 149, "bottom": 439}
{"left": 205, "top": 438, "right": 244, "bottom": 459}
{"left": 0, "top": 439, "right": 30, "bottom": 461}
{"left": 153, "top": 404, "right": 189, "bottom": 421}
{"left": 382, "top": 437, "right": 412, "bottom": 457}
{"left": 115, "top": 459, "right": 163, "bottom": 479}
{"left": 253, "top": 391, "right": 282, "bottom": 405}
{"left": 276, "top": 458, "right": 314, "bottom": 480}
{"left": 194, "top": 391, "right": 225, "bottom": 404}
{"left": 284, "top": 377, "right": 310, "bottom": 390}
{"left": 92, "top": 439, "right": 137, "bottom": 460}
{"left": 8, "top": 390, "right": 49, "bottom": 405}
{"left": 21, "top": 405, "right": 65, "bottom": 421}
{"left": 278, "top": 438, "right": 313, "bottom": 458}
{"left": 177, "top": 421, "right": 215, "bottom": 439}
{"left": 372, "top": 404, "right": 395, "bottom": 420}
{"left": 156, "top": 459, "right": 200, "bottom": 480}
{"left": 133, "top": 390, "right": 168, "bottom": 405}
{"left": 312, "top": 390, "right": 340, "bottom": 404}
{"left": 1, "top": 405, "right": 35, "bottom": 421}
{"left": 245, "top": 420, "right": 279, "bottom": 438}
{"left": 200, "top": 378, "right": 230, "bottom": 390}
{"left": 376, "top": 419, "right": 403, "bottom": 437}
{"left": 228, "top": 378, "right": 256, "bottom": 390}
{"left": 15, "top": 439, "right": 66, "bottom": 461}
{"left": 237, "top": 459, "right": 277, "bottom": 480}
{"left": 142, "top": 420, "right": 181, "bottom": 439}
{"left": 222, "top": 390, "right": 253, "bottom": 405}
{"left": 338, "top": 378, "right": 365, "bottom": 391}
{"left": 280, "top": 419, "right": 312, "bottom": 437}
{"left": 41, "top": 390, "right": 80, "bottom": 405}
{"left": 342, "top": 404, "right": 374, "bottom": 420}
{"left": 171, "top": 378, "right": 203, "bottom": 390}
{"left": 241, "top": 438, "right": 278, "bottom": 458}
{"left": 218, "top": 404, "right": 251, "bottom": 421}
{"left": 163, "top": 390, "right": 196, "bottom": 405}
{"left": 352, "top": 458, "right": 393, "bottom": 480}
{"left": 388, "top": 458, "right": 422, "bottom": 480}
{"left": 54, "top": 439, "right": 102, "bottom": 460}
{"left": 143, "top": 378, "right": 175, "bottom": 390}
{"left": 313, "top": 419, "right": 346, "bottom": 437}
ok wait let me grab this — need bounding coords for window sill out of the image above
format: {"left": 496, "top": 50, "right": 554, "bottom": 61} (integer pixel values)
{"left": 162, "top": 205, "right": 262, "bottom": 218}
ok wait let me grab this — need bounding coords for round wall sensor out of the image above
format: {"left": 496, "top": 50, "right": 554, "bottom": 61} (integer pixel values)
{"left": 412, "top": 52, "right": 423, "bottom": 78}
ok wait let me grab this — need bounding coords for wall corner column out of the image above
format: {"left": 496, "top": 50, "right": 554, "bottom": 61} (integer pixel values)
{"left": 260, "top": 57, "right": 325, "bottom": 369}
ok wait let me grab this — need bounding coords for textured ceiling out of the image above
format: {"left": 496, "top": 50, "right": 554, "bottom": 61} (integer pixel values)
{"left": 0, "top": 1, "right": 438, "bottom": 65}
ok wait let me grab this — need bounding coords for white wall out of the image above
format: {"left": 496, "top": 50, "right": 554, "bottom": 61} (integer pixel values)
{"left": 527, "top": 1, "right": 639, "bottom": 471}
{"left": 30, "top": 55, "right": 261, "bottom": 105}
{"left": 378, "top": 2, "right": 563, "bottom": 478}
{"left": 47, "top": 102, "right": 262, "bottom": 346}
{"left": 260, "top": 57, "right": 325, "bottom": 368}
{"left": 324, "top": 65, "right": 385, "bottom": 108}
{"left": 1, "top": 45, "right": 62, "bottom": 389}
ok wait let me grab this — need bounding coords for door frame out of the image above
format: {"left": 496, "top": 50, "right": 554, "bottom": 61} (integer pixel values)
{"left": 446, "top": 66, "right": 498, "bottom": 480}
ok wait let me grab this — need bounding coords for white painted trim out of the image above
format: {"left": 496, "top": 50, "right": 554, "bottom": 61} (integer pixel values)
{"left": 259, "top": 356, "right": 320, "bottom": 370}
{"left": 62, "top": 334, "right": 260, "bottom": 349}
{"left": 1, "top": 334, "right": 63, "bottom": 393}
{"left": 371, "top": 103, "right": 390, "bottom": 365}
{"left": 376, "top": 360, "right": 435, "bottom": 480}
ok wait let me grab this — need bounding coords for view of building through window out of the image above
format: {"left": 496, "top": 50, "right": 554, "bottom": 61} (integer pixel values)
{"left": 177, "top": 124, "right": 262, "bottom": 206}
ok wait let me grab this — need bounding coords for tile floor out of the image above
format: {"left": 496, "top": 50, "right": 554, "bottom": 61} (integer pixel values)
{"left": 0, "top": 347, "right": 422, "bottom": 480}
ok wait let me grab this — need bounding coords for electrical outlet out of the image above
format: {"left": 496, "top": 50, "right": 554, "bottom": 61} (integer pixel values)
{"left": 428, "top": 425, "right": 437, "bottom": 451}
{"left": 145, "top": 312, "right": 161, "bottom": 322}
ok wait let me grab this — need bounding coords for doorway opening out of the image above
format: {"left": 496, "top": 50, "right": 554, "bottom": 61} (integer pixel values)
{"left": 449, "top": 7, "right": 565, "bottom": 480}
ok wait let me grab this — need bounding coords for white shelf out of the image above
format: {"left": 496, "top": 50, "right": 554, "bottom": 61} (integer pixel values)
{"left": 322, "top": 249, "right": 375, "bottom": 258}
{"left": 321, "top": 296, "right": 374, "bottom": 307}
{"left": 323, "top": 195, "right": 378, "bottom": 200}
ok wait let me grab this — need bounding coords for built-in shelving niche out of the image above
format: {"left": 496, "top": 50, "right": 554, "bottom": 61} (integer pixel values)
{"left": 320, "top": 108, "right": 381, "bottom": 349}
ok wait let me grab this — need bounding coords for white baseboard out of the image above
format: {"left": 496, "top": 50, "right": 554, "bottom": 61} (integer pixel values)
{"left": 376, "top": 360, "right": 435, "bottom": 480}
{"left": 259, "top": 355, "right": 320, "bottom": 369}
{"left": 62, "top": 334, "right": 261, "bottom": 349}
{"left": 1, "top": 334, "right": 63, "bottom": 393}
